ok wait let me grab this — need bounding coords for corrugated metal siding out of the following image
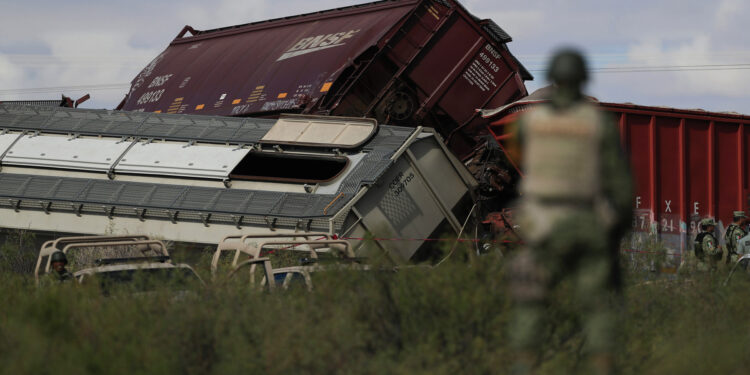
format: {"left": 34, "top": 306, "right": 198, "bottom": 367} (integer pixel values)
{"left": 487, "top": 100, "right": 750, "bottom": 254}
{"left": 606, "top": 103, "right": 750, "bottom": 240}
{"left": 120, "top": 1, "right": 417, "bottom": 115}
{"left": 115, "top": 0, "right": 530, "bottom": 162}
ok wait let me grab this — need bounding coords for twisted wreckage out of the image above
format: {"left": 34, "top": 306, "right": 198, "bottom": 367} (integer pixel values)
{"left": 8, "top": 0, "right": 745, "bottom": 263}
{"left": 0, "top": 105, "right": 476, "bottom": 262}
{"left": 2, "top": 0, "right": 532, "bottom": 262}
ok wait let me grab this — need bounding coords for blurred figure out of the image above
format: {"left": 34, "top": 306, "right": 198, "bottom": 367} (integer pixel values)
{"left": 724, "top": 211, "right": 747, "bottom": 265}
{"left": 695, "top": 218, "right": 721, "bottom": 272}
{"left": 508, "top": 48, "right": 633, "bottom": 375}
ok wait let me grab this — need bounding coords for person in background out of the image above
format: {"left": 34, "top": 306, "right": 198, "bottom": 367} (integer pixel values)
{"left": 724, "top": 211, "right": 747, "bottom": 265}
{"left": 48, "top": 251, "right": 74, "bottom": 283}
{"left": 694, "top": 218, "right": 721, "bottom": 272}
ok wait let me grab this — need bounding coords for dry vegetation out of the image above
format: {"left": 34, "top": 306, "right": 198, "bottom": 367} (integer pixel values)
{"left": 1, "top": 231, "right": 749, "bottom": 374}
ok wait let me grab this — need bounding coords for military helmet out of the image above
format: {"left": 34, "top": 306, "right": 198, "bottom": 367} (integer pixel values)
{"left": 547, "top": 48, "right": 589, "bottom": 86}
{"left": 50, "top": 251, "right": 68, "bottom": 265}
{"left": 733, "top": 210, "right": 746, "bottom": 219}
{"left": 700, "top": 218, "right": 716, "bottom": 227}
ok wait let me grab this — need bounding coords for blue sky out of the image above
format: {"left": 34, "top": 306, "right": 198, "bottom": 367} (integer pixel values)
{"left": 1, "top": 0, "right": 749, "bottom": 114}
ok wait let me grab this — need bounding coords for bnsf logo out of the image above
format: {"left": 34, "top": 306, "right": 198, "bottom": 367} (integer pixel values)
{"left": 276, "top": 29, "right": 360, "bottom": 61}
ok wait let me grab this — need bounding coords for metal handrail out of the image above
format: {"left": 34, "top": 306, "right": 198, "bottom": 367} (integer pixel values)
{"left": 211, "top": 232, "right": 333, "bottom": 276}
{"left": 35, "top": 235, "right": 154, "bottom": 281}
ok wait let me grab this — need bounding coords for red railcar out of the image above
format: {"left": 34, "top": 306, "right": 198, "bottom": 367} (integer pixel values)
{"left": 117, "top": 0, "right": 531, "bottom": 157}
{"left": 484, "top": 94, "right": 750, "bottom": 254}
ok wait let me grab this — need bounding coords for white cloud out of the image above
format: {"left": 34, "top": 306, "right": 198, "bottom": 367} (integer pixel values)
{"left": 0, "top": 30, "right": 158, "bottom": 108}
{"left": 480, "top": 9, "right": 546, "bottom": 40}
{"left": 0, "top": 0, "right": 378, "bottom": 109}
{"left": 602, "top": 1, "right": 750, "bottom": 102}
{"left": 0, "top": 55, "right": 24, "bottom": 87}
{"left": 177, "top": 0, "right": 271, "bottom": 28}
{"left": 715, "top": 0, "right": 746, "bottom": 31}
{"left": 1, "top": 0, "right": 749, "bottom": 114}
{"left": 490, "top": 0, "right": 750, "bottom": 113}
{"left": 176, "top": 0, "right": 372, "bottom": 30}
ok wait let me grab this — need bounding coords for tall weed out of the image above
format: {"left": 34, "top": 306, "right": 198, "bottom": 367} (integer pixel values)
{"left": 1, "top": 237, "right": 748, "bottom": 374}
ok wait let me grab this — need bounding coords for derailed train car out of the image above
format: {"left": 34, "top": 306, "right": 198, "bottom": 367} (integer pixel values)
{"left": 0, "top": 103, "right": 475, "bottom": 262}
{"left": 117, "top": 0, "right": 531, "bottom": 160}
{"left": 482, "top": 89, "right": 750, "bottom": 260}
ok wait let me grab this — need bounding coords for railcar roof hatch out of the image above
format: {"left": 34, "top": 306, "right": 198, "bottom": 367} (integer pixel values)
{"left": 260, "top": 115, "right": 377, "bottom": 149}
{"left": 116, "top": 141, "right": 250, "bottom": 179}
{"left": 0, "top": 133, "right": 19, "bottom": 155}
{"left": 3, "top": 134, "right": 131, "bottom": 172}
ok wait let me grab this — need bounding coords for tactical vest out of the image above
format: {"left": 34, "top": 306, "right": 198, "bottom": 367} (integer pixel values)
{"left": 725, "top": 224, "right": 739, "bottom": 251}
{"left": 694, "top": 232, "right": 714, "bottom": 259}
{"left": 521, "top": 103, "right": 603, "bottom": 201}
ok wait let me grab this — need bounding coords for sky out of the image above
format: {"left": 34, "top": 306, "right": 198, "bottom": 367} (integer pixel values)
{"left": 1, "top": 0, "right": 749, "bottom": 114}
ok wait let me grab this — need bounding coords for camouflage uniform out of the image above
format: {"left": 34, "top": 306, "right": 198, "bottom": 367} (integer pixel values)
{"left": 724, "top": 211, "right": 747, "bottom": 264}
{"left": 38, "top": 268, "right": 74, "bottom": 288}
{"left": 694, "top": 218, "right": 721, "bottom": 272}
{"left": 42, "top": 251, "right": 75, "bottom": 286}
{"left": 49, "top": 269, "right": 74, "bottom": 283}
{"left": 509, "top": 50, "right": 632, "bottom": 375}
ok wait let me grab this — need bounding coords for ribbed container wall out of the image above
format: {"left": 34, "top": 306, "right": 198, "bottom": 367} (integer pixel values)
{"left": 603, "top": 103, "right": 750, "bottom": 256}
{"left": 486, "top": 101, "right": 750, "bottom": 260}
{"left": 117, "top": 0, "right": 531, "bottom": 159}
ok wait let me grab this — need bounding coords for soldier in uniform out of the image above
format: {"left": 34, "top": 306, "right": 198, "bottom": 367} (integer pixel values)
{"left": 695, "top": 218, "right": 721, "bottom": 272}
{"left": 48, "top": 251, "right": 74, "bottom": 284}
{"left": 724, "top": 211, "right": 747, "bottom": 265}
{"left": 508, "top": 49, "right": 633, "bottom": 375}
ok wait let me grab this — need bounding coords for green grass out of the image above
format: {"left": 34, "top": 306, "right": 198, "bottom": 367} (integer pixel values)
{"left": 1, "top": 235, "right": 750, "bottom": 374}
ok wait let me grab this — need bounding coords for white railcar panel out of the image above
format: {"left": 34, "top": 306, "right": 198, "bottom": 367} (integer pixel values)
{"left": 0, "top": 133, "right": 21, "bottom": 156}
{"left": 2, "top": 134, "right": 128, "bottom": 171}
{"left": 115, "top": 141, "right": 250, "bottom": 179}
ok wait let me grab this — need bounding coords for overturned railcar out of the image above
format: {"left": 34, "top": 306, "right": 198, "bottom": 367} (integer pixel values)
{"left": 0, "top": 104, "right": 476, "bottom": 262}
{"left": 117, "top": 0, "right": 531, "bottom": 159}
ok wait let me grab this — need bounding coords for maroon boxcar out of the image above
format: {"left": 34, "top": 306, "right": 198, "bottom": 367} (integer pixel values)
{"left": 117, "top": 0, "right": 531, "bottom": 157}
{"left": 484, "top": 94, "right": 750, "bottom": 257}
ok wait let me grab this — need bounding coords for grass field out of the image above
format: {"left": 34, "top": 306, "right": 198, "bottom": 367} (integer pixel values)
{"left": 1, "top": 231, "right": 749, "bottom": 375}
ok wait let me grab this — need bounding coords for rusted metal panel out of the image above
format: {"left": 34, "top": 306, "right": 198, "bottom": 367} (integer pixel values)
{"left": 117, "top": 0, "right": 530, "bottom": 156}
{"left": 485, "top": 98, "right": 750, "bottom": 254}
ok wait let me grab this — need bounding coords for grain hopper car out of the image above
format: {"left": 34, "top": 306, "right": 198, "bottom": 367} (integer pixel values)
{"left": 117, "top": 0, "right": 531, "bottom": 160}
{"left": 0, "top": 103, "right": 475, "bottom": 263}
